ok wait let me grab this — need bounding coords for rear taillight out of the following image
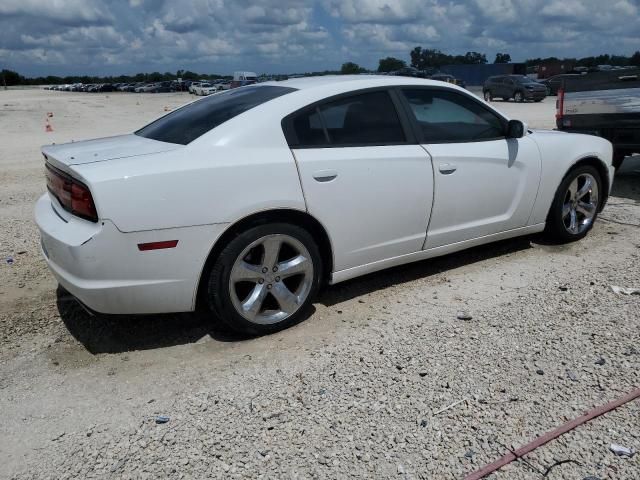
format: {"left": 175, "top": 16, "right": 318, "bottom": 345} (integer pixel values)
{"left": 556, "top": 89, "right": 565, "bottom": 120}
{"left": 45, "top": 163, "right": 98, "bottom": 222}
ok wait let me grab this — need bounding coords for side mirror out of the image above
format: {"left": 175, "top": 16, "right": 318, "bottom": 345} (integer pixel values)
{"left": 507, "top": 119, "right": 527, "bottom": 138}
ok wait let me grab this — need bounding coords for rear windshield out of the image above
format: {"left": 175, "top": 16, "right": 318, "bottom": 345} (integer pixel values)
{"left": 135, "top": 85, "right": 296, "bottom": 145}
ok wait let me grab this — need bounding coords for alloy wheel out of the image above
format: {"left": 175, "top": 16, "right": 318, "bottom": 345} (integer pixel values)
{"left": 229, "top": 234, "right": 314, "bottom": 325}
{"left": 562, "top": 173, "right": 599, "bottom": 235}
{"left": 514, "top": 92, "right": 524, "bottom": 102}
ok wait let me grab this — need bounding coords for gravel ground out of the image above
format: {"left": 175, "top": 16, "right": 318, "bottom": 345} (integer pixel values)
{"left": 1, "top": 89, "right": 639, "bottom": 479}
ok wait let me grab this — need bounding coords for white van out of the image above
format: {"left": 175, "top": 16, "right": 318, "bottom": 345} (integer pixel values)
{"left": 231, "top": 71, "right": 257, "bottom": 88}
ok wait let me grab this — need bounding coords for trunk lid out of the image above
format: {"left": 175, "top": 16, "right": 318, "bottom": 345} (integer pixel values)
{"left": 41, "top": 134, "right": 181, "bottom": 168}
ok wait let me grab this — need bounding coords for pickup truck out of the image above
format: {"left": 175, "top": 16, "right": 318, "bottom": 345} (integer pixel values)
{"left": 556, "top": 69, "right": 640, "bottom": 168}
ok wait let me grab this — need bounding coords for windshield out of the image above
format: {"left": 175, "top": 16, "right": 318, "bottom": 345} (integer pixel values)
{"left": 135, "top": 85, "right": 296, "bottom": 145}
{"left": 515, "top": 76, "right": 537, "bottom": 83}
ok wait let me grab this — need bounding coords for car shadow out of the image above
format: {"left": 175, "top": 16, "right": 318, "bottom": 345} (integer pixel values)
{"left": 57, "top": 235, "right": 534, "bottom": 355}
{"left": 612, "top": 155, "right": 640, "bottom": 203}
{"left": 319, "top": 236, "right": 533, "bottom": 307}
{"left": 56, "top": 287, "right": 250, "bottom": 355}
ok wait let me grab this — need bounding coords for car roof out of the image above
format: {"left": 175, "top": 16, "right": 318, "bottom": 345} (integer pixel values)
{"left": 261, "top": 74, "right": 461, "bottom": 92}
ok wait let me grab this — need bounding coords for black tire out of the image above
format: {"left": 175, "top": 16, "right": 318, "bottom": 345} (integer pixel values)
{"left": 534, "top": 99, "right": 543, "bottom": 102}
{"left": 483, "top": 90, "right": 493, "bottom": 102}
{"left": 544, "top": 165, "right": 603, "bottom": 243}
{"left": 207, "top": 223, "right": 322, "bottom": 335}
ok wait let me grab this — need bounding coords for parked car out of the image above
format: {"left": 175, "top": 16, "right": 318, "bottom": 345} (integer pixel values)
{"left": 393, "top": 67, "right": 423, "bottom": 78}
{"left": 126, "top": 82, "right": 144, "bottom": 92}
{"left": 429, "top": 73, "right": 466, "bottom": 89}
{"left": 483, "top": 75, "right": 547, "bottom": 102}
{"left": 192, "top": 82, "right": 213, "bottom": 95}
{"left": 135, "top": 83, "right": 157, "bottom": 93}
{"left": 188, "top": 82, "right": 202, "bottom": 94}
{"left": 557, "top": 69, "right": 640, "bottom": 168}
{"left": 200, "top": 84, "right": 222, "bottom": 96}
{"left": 539, "top": 74, "right": 583, "bottom": 96}
{"left": 36, "top": 76, "right": 613, "bottom": 335}
{"left": 150, "top": 81, "right": 175, "bottom": 93}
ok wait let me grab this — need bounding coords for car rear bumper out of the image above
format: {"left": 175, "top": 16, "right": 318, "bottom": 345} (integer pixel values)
{"left": 35, "top": 194, "right": 227, "bottom": 315}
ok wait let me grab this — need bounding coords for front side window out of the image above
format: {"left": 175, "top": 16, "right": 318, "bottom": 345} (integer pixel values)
{"left": 288, "top": 90, "right": 406, "bottom": 147}
{"left": 402, "top": 89, "right": 506, "bottom": 143}
{"left": 136, "top": 85, "right": 296, "bottom": 145}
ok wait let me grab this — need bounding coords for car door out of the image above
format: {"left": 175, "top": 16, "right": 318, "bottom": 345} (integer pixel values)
{"left": 284, "top": 89, "right": 434, "bottom": 272}
{"left": 492, "top": 76, "right": 505, "bottom": 97}
{"left": 399, "top": 88, "right": 541, "bottom": 249}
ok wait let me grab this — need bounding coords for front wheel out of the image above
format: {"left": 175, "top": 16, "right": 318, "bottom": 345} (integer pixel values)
{"left": 544, "top": 166, "right": 602, "bottom": 243}
{"left": 483, "top": 90, "right": 493, "bottom": 102}
{"left": 207, "top": 223, "right": 322, "bottom": 335}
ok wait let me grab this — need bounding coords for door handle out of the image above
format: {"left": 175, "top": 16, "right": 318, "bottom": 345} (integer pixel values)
{"left": 438, "top": 163, "right": 457, "bottom": 175}
{"left": 312, "top": 169, "right": 338, "bottom": 182}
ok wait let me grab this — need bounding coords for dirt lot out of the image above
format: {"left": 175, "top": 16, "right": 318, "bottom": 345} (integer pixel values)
{"left": 1, "top": 89, "right": 639, "bottom": 479}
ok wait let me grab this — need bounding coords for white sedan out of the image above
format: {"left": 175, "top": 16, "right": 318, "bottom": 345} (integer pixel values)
{"left": 35, "top": 76, "right": 614, "bottom": 334}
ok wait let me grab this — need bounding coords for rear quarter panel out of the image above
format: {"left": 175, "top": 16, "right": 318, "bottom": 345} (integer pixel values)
{"left": 528, "top": 131, "right": 613, "bottom": 225}
{"left": 74, "top": 139, "right": 305, "bottom": 233}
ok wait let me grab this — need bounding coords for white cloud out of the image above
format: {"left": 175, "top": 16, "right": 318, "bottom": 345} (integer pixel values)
{"left": 1, "top": 0, "right": 639, "bottom": 76}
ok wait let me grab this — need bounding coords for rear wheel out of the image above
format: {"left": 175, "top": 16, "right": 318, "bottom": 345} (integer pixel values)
{"left": 544, "top": 166, "right": 602, "bottom": 242}
{"left": 514, "top": 91, "right": 525, "bottom": 103}
{"left": 207, "top": 223, "right": 322, "bottom": 335}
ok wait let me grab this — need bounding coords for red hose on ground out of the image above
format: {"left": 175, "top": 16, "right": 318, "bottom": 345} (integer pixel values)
{"left": 465, "top": 388, "right": 640, "bottom": 480}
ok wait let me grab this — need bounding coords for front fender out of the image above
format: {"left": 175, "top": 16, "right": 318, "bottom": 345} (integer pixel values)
{"left": 528, "top": 131, "right": 613, "bottom": 225}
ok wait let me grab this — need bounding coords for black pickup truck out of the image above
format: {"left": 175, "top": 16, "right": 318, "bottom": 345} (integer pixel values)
{"left": 556, "top": 69, "right": 640, "bottom": 168}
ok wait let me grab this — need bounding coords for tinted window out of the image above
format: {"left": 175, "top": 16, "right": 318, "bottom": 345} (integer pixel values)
{"left": 136, "top": 85, "right": 296, "bottom": 145}
{"left": 402, "top": 89, "right": 506, "bottom": 143}
{"left": 290, "top": 90, "right": 405, "bottom": 147}
{"left": 292, "top": 107, "right": 328, "bottom": 146}
{"left": 516, "top": 76, "right": 536, "bottom": 84}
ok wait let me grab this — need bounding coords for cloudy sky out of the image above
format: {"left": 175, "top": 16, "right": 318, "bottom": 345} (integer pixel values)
{"left": 1, "top": 0, "right": 639, "bottom": 76}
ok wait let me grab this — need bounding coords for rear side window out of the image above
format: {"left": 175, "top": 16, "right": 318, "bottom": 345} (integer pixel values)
{"left": 402, "top": 89, "right": 506, "bottom": 143}
{"left": 136, "top": 85, "right": 296, "bottom": 145}
{"left": 287, "top": 90, "right": 406, "bottom": 147}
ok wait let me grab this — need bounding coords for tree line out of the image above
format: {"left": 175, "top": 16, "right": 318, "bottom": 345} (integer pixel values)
{"left": 343, "top": 49, "right": 640, "bottom": 74}
{"left": 4, "top": 49, "right": 640, "bottom": 86}
{"left": 0, "top": 69, "right": 231, "bottom": 87}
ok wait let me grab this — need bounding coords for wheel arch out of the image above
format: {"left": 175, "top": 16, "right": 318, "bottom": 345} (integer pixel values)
{"left": 563, "top": 155, "right": 611, "bottom": 211}
{"left": 194, "top": 208, "right": 334, "bottom": 310}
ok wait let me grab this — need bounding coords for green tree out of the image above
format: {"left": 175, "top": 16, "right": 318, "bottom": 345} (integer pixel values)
{"left": 463, "top": 51, "right": 487, "bottom": 64}
{"left": 631, "top": 51, "right": 640, "bottom": 66}
{"left": 494, "top": 53, "right": 511, "bottom": 64}
{"left": 1, "top": 69, "right": 24, "bottom": 86}
{"left": 378, "top": 56, "right": 406, "bottom": 72}
{"left": 340, "top": 62, "right": 365, "bottom": 74}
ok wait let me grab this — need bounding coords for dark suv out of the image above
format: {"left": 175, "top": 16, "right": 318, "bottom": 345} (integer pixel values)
{"left": 483, "top": 75, "right": 547, "bottom": 102}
